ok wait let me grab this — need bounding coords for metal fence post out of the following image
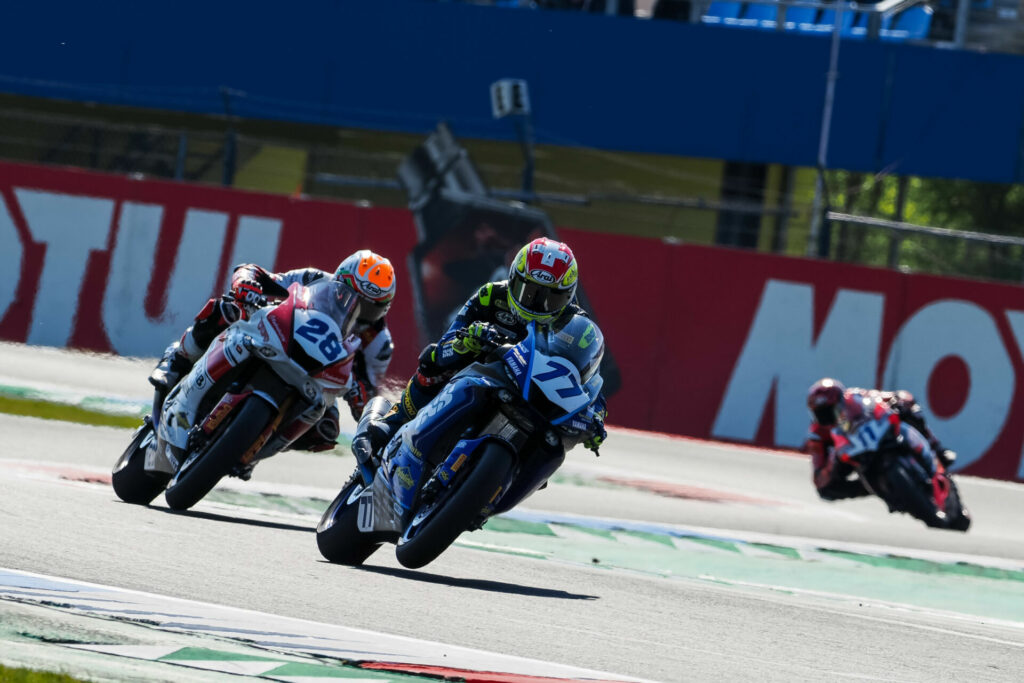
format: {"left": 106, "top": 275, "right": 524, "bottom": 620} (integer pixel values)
{"left": 174, "top": 130, "right": 188, "bottom": 180}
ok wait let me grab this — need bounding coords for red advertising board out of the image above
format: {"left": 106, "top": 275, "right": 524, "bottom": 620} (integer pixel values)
{"left": 0, "top": 161, "right": 421, "bottom": 379}
{"left": 566, "top": 230, "right": 1024, "bottom": 482}
{"left": 3, "top": 160, "right": 1023, "bottom": 482}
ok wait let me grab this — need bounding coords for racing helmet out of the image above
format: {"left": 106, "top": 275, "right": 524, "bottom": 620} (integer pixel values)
{"left": 807, "top": 377, "right": 846, "bottom": 426}
{"left": 334, "top": 250, "right": 396, "bottom": 324}
{"left": 507, "top": 238, "right": 578, "bottom": 324}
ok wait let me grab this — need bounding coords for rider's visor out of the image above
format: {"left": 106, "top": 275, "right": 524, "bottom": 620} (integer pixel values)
{"left": 510, "top": 276, "right": 573, "bottom": 317}
{"left": 814, "top": 405, "right": 837, "bottom": 426}
{"left": 356, "top": 297, "right": 392, "bottom": 325}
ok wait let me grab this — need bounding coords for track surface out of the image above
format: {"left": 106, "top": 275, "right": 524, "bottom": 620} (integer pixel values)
{"left": 2, "top": 344, "right": 1024, "bottom": 681}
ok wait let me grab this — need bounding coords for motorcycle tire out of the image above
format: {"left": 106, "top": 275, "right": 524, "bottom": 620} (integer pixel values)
{"left": 885, "top": 461, "right": 944, "bottom": 528}
{"left": 112, "top": 418, "right": 171, "bottom": 505}
{"left": 943, "top": 476, "right": 972, "bottom": 532}
{"left": 164, "top": 396, "right": 276, "bottom": 511}
{"left": 316, "top": 472, "right": 390, "bottom": 565}
{"left": 395, "top": 441, "right": 514, "bottom": 570}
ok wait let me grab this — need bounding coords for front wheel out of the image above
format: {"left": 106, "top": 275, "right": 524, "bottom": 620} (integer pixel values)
{"left": 395, "top": 442, "right": 514, "bottom": 570}
{"left": 112, "top": 418, "right": 171, "bottom": 505}
{"left": 943, "top": 476, "right": 971, "bottom": 532}
{"left": 164, "top": 397, "right": 276, "bottom": 511}
{"left": 316, "top": 472, "right": 390, "bottom": 565}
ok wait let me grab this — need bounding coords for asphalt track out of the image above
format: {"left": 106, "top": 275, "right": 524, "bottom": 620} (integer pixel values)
{"left": 2, "top": 343, "right": 1024, "bottom": 681}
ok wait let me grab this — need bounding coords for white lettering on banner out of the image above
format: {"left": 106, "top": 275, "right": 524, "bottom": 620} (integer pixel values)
{"left": 0, "top": 194, "right": 24, "bottom": 320}
{"left": 102, "top": 205, "right": 228, "bottom": 357}
{"left": 712, "top": 280, "right": 884, "bottom": 447}
{"left": 1005, "top": 312, "right": 1024, "bottom": 478}
{"left": 883, "top": 301, "right": 1013, "bottom": 471}
{"left": 220, "top": 216, "right": 283, "bottom": 292}
{"left": 15, "top": 189, "right": 113, "bottom": 347}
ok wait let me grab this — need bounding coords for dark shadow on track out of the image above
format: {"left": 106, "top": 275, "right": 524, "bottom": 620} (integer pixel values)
{"left": 348, "top": 565, "right": 599, "bottom": 600}
{"left": 150, "top": 506, "right": 313, "bottom": 533}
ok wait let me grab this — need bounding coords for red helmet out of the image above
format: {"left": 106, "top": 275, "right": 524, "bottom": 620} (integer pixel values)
{"left": 807, "top": 378, "right": 846, "bottom": 426}
{"left": 507, "top": 238, "right": 578, "bottom": 324}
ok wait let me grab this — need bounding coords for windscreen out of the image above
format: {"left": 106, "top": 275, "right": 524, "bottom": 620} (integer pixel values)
{"left": 538, "top": 315, "right": 605, "bottom": 391}
{"left": 304, "top": 280, "right": 362, "bottom": 339}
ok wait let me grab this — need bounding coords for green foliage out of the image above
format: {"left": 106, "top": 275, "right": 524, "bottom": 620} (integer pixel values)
{"left": 0, "top": 664, "right": 88, "bottom": 683}
{"left": 823, "top": 171, "right": 1024, "bottom": 282}
{"left": 0, "top": 396, "right": 140, "bottom": 429}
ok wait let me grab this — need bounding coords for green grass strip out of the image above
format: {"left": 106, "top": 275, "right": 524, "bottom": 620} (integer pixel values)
{"left": 0, "top": 395, "right": 141, "bottom": 429}
{"left": 0, "top": 664, "right": 89, "bottom": 683}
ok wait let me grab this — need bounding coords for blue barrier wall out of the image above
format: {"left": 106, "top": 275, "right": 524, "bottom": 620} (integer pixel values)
{"left": 2, "top": 1, "right": 1023, "bottom": 183}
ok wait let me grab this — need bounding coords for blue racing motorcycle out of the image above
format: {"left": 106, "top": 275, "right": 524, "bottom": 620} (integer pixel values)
{"left": 316, "top": 316, "right": 606, "bottom": 569}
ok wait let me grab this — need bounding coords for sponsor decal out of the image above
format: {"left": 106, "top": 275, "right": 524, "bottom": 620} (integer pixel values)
{"left": 556, "top": 331, "right": 575, "bottom": 345}
{"left": 495, "top": 311, "right": 518, "bottom": 326}
{"left": 258, "top": 346, "right": 277, "bottom": 358}
{"left": 257, "top": 319, "right": 270, "bottom": 342}
{"left": 202, "top": 400, "right": 234, "bottom": 434}
{"left": 195, "top": 373, "right": 206, "bottom": 389}
{"left": 578, "top": 323, "right": 596, "bottom": 349}
{"left": 450, "top": 453, "right": 468, "bottom": 473}
{"left": 529, "top": 268, "right": 556, "bottom": 284}
{"left": 396, "top": 466, "right": 414, "bottom": 489}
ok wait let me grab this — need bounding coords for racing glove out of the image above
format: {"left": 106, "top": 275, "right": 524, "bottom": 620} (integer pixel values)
{"left": 344, "top": 376, "right": 375, "bottom": 421}
{"left": 231, "top": 277, "right": 265, "bottom": 311}
{"left": 584, "top": 420, "right": 607, "bottom": 454}
{"left": 583, "top": 398, "right": 608, "bottom": 454}
{"left": 452, "top": 322, "right": 496, "bottom": 356}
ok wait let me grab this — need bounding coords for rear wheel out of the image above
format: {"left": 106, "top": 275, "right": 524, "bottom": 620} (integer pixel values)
{"left": 164, "top": 397, "right": 276, "bottom": 511}
{"left": 395, "top": 442, "right": 514, "bottom": 569}
{"left": 112, "top": 418, "right": 171, "bottom": 505}
{"left": 316, "top": 472, "right": 390, "bottom": 565}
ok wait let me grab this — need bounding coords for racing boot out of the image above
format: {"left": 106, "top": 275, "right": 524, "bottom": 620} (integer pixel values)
{"left": 149, "top": 342, "right": 194, "bottom": 392}
{"left": 351, "top": 396, "right": 392, "bottom": 485}
{"left": 937, "top": 449, "right": 957, "bottom": 469}
{"left": 148, "top": 342, "right": 195, "bottom": 420}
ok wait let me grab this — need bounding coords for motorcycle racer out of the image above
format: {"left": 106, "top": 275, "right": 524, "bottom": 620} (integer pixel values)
{"left": 353, "top": 238, "right": 607, "bottom": 481}
{"left": 804, "top": 377, "right": 955, "bottom": 501}
{"left": 149, "top": 250, "right": 396, "bottom": 456}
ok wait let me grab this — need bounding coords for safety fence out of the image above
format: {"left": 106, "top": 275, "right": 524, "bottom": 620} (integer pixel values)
{"left": 2, "top": 160, "right": 1022, "bottom": 482}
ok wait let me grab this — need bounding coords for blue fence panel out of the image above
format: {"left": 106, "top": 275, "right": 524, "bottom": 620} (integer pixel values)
{"left": 0, "top": 1, "right": 1023, "bottom": 182}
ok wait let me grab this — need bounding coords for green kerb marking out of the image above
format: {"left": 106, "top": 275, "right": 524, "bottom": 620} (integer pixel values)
{"left": 750, "top": 543, "right": 802, "bottom": 559}
{"left": 159, "top": 647, "right": 283, "bottom": 662}
{"left": 688, "top": 537, "right": 742, "bottom": 553}
{"left": 263, "top": 662, "right": 425, "bottom": 680}
{"left": 554, "top": 523, "right": 617, "bottom": 541}
{"left": 483, "top": 517, "right": 557, "bottom": 536}
{"left": 0, "top": 395, "right": 141, "bottom": 429}
{"left": 818, "top": 549, "right": 1024, "bottom": 582}
{"left": 617, "top": 529, "right": 677, "bottom": 548}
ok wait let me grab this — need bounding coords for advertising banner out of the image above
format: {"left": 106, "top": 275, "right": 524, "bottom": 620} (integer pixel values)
{"left": 0, "top": 161, "right": 420, "bottom": 375}
{"left": 3, "top": 160, "right": 1023, "bottom": 481}
{"left": 565, "top": 231, "right": 1024, "bottom": 482}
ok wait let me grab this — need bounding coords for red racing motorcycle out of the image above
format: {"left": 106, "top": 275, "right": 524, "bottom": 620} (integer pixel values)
{"left": 832, "top": 393, "right": 971, "bottom": 531}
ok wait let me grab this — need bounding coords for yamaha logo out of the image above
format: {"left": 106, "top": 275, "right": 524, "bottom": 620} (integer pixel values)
{"left": 529, "top": 269, "right": 556, "bottom": 284}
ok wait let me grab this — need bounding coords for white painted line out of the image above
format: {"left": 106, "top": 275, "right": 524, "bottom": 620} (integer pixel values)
{"left": 0, "top": 567, "right": 653, "bottom": 683}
